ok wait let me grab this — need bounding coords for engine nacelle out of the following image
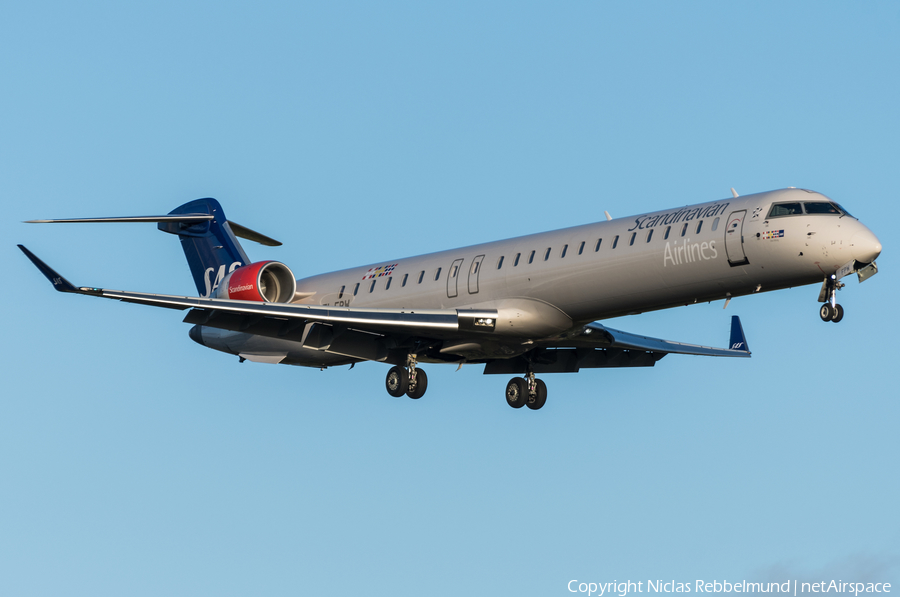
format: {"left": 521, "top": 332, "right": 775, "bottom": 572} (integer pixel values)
{"left": 214, "top": 261, "right": 297, "bottom": 303}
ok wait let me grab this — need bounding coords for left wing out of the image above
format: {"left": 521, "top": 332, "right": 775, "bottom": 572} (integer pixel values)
{"left": 18, "top": 245, "right": 498, "bottom": 337}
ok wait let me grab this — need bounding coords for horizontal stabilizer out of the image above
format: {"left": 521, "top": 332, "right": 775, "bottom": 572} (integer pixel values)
{"left": 25, "top": 211, "right": 281, "bottom": 246}
{"left": 228, "top": 220, "right": 282, "bottom": 246}
{"left": 25, "top": 214, "right": 214, "bottom": 224}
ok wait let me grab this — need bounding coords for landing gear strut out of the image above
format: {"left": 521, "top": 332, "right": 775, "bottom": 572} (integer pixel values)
{"left": 385, "top": 354, "right": 428, "bottom": 399}
{"left": 819, "top": 275, "right": 845, "bottom": 323}
{"left": 505, "top": 365, "right": 547, "bottom": 410}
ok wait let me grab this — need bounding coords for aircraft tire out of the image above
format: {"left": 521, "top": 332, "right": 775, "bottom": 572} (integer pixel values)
{"left": 832, "top": 304, "right": 844, "bottom": 323}
{"left": 407, "top": 369, "right": 428, "bottom": 399}
{"left": 527, "top": 379, "right": 547, "bottom": 410}
{"left": 386, "top": 366, "right": 409, "bottom": 397}
{"left": 819, "top": 304, "right": 834, "bottom": 322}
{"left": 505, "top": 377, "right": 527, "bottom": 409}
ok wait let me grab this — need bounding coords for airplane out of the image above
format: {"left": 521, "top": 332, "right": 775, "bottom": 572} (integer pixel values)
{"left": 19, "top": 187, "right": 882, "bottom": 410}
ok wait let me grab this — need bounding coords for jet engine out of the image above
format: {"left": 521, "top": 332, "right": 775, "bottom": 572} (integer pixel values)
{"left": 214, "top": 261, "right": 297, "bottom": 303}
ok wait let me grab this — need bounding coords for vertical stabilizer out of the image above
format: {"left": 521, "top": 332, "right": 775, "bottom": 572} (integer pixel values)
{"left": 158, "top": 198, "right": 250, "bottom": 297}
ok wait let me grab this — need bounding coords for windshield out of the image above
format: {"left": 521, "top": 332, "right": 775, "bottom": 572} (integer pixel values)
{"left": 767, "top": 201, "right": 853, "bottom": 218}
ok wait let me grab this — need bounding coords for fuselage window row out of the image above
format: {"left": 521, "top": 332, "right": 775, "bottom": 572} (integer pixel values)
{"left": 352, "top": 215, "right": 725, "bottom": 299}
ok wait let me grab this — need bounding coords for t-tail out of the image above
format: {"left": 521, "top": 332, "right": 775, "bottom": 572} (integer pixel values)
{"left": 160, "top": 198, "right": 250, "bottom": 297}
{"left": 25, "top": 198, "right": 283, "bottom": 298}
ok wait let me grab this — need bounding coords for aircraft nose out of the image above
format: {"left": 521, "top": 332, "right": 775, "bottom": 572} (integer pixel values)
{"left": 850, "top": 227, "right": 882, "bottom": 264}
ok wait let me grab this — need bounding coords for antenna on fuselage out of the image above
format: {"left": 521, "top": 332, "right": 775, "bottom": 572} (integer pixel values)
{"left": 604, "top": 211, "right": 612, "bottom": 221}
{"left": 731, "top": 188, "right": 739, "bottom": 198}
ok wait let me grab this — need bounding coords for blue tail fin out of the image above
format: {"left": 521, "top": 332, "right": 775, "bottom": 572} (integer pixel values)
{"left": 158, "top": 198, "right": 250, "bottom": 297}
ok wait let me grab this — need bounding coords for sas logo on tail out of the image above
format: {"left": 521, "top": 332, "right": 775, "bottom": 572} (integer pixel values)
{"left": 202, "top": 262, "right": 242, "bottom": 297}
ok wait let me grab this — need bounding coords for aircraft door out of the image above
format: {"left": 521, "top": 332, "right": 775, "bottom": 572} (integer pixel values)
{"left": 468, "top": 255, "right": 485, "bottom": 294}
{"left": 725, "top": 210, "right": 750, "bottom": 266}
{"left": 447, "top": 258, "right": 464, "bottom": 298}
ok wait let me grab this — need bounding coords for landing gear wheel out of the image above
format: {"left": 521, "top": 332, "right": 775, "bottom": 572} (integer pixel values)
{"left": 832, "top": 304, "right": 844, "bottom": 323}
{"left": 505, "top": 377, "right": 527, "bottom": 409}
{"left": 526, "top": 379, "right": 547, "bottom": 410}
{"left": 385, "top": 366, "right": 408, "bottom": 397}
{"left": 407, "top": 368, "right": 428, "bottom": 399}
{"left": 819, "top": 304, "right": 834, "bottom": 322}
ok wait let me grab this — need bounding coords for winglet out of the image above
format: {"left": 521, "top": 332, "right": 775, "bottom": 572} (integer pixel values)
{"left": 18, "top": 245, "right": 81, "bottom": 293}
{"left": 729, "top": 315, "right": 750, "bottom": 353}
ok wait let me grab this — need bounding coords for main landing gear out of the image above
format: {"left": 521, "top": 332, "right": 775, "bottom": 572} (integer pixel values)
{"left": 819, "top": 275, "right": 845, "bottom": 323}
{"left": 505, "top": 366, "right": 547, "bottom": 411}
{"left": 385, "top": 354, "right": 428, "bottom": 399}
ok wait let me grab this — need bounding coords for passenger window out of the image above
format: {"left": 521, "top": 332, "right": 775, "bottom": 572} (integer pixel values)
{"left": 544, "top": 248, "right": 551, "bottom": 261}
{"left": 369, "top": 280, "right": 376, "bottom": 293}
{"left": 434, "top": 267, "right": 442, "bottom": 281}
{"left": 402, "top": 273, "right": 408, "bottom": 287}
{"left": 514, "top": 253, "right": 521, "bottom": 266}
{"left": 595, "top": 238, "right": 602, "bottom": 251}
{"left": 629, "top": 232, "right": 636, "bottom": 246}
{"left": 664, "top": 226, "right": 671, "bottom": 239}
{"left": 767, "top": 202, "right": 803, "bottom": 217}
{"left": 696, "top": 220, "right": 703, "bottom": 234}
{"left": 497, "top": 256, "right": 504, "bottom": 269}
{"left": 385, "top": 277, "right": 392, "bottom": 290}
{"left": 612, "top": 235, "right": 619, "bottom": 249}
{"left": 646, "top": 229, "right": 653, "bottom": 242}
{"left": 561, "top": 244, "right": 568, "bottom": 258}
{"left": 339, "top": 285, "right": 345, "bottom": 299}
{"left": 681, "top": 223, "right": 688, "bottom": 237}
{"left": 353, "top": 283, "right": 360, "bottom": 296}
{"left": 711, "top": 217, "right": 719, "bottom": 231}
{"left": 417, "top": 271, "right": 424, "bottom": 284}
{"left": 528, "top": 250, "right": 535, "bottom": 264}
{"left": 804, "top": 202, "right": 841, "bottom": 215}
{"left": 578, "top": 241, "right": 585, "bottom": 255}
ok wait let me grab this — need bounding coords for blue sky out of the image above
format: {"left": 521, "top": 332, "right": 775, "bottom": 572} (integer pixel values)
{"left": 2, "top": 2, "right": 898, "bottom": 596}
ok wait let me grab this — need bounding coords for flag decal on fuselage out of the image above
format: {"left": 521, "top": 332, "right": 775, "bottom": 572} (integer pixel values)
{"left": 362, "top": 263, "right": 398, "bottom": 280}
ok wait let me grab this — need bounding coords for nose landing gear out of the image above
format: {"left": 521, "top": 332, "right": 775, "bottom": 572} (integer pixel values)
{"left": 505, "top": 366, "right": 547, "bottom": 410}
{"left": 819, "top": 275, "right": 845, "bottom": 323}
{"left": 385, "top": 354, "right": 429, "bottom": 399}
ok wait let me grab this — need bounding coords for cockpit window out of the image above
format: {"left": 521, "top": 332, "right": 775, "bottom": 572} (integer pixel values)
{"left": 767, "top": 202, "right": 803, "bottom": 217}
{"left": 804, "top": 202, "right": 841, "bottom": 215}
{"left": 832, "top": 203, "right": 853, "bottom": 218}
